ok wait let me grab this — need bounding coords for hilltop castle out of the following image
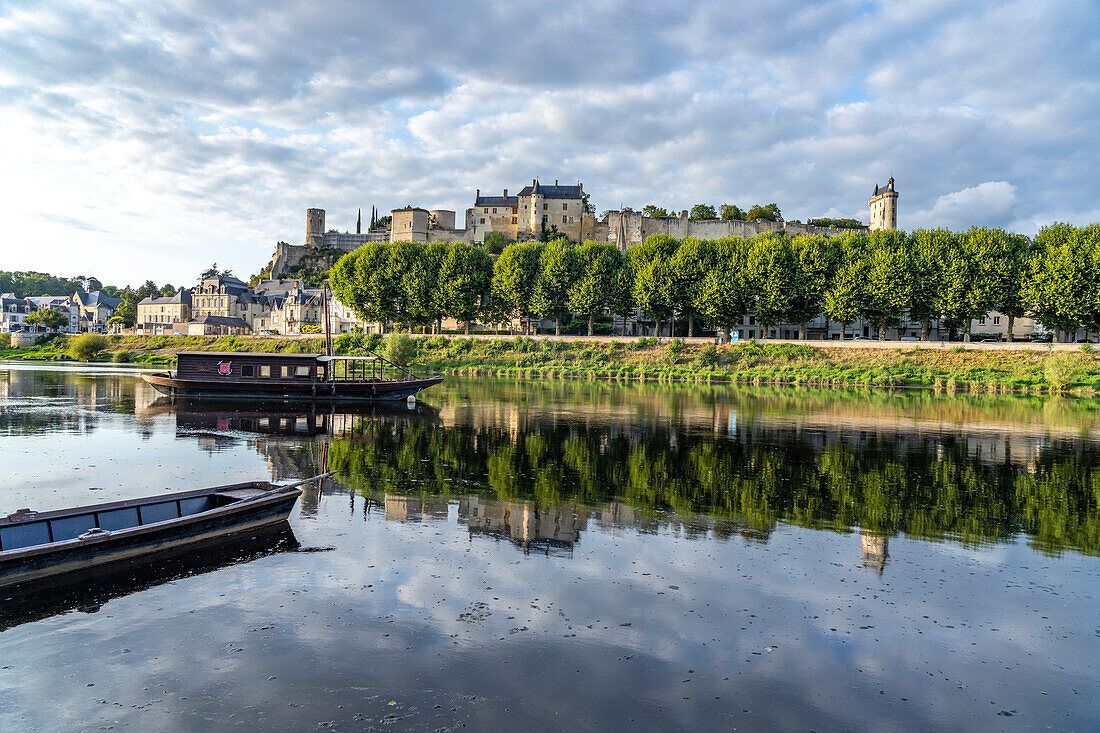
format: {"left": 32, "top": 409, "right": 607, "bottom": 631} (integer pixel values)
{"left": 270, "top": 177, "right": 897, "bottom": 276}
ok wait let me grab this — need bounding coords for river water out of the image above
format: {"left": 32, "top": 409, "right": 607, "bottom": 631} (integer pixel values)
{"left": 0, "top": 362, "right": 1097, "bottom": 731}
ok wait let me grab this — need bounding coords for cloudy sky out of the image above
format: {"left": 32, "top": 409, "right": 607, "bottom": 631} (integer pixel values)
{"left": 1, "top": 0, "right": 1097, "bottom": 286}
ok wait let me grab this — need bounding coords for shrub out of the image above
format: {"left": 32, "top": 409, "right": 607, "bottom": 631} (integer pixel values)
{"left": 112, "top": 350, "right": 132, "bottom": 363}
{"left": 1044, "top": 353, "right": 1082, "bottom": 390}
{"left": 0, "top": 332, "right": 9, "bottom": 348}
{"left": 512, "top": 336, "right": 536, "bottom": 353}
{"left": 70, "top": 333, "right": 109, "bottom": 361}
{"left": 299, "top": 324, "right": 321, "bottom": 333}
{"left": 1081, "top": 343, "right": 1095, "bottom": 355}
{"left": 693, "top": 344, "right": 719, "bottom": 368}
{"left": 384, "top": 332, "right": 417, "bottom": 365}
{"left": 282, "top": 341, "right": 305, "bottom": 354}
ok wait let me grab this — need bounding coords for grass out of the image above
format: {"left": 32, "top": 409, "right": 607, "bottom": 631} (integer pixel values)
{"left": 3, "top": 334, "right": 1100, "bottom": 394}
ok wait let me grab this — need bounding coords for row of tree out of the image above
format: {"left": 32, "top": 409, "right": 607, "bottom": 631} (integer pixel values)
{"left": 634, "top": 203, "right": 782, "bottom": 222}
{"left": 328, "top": 223, "right": 1100, "bottom": 340}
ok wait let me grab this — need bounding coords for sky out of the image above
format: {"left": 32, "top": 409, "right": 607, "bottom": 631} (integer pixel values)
{"left": 0, "top": 0, "right": 1097, "bottom": 287}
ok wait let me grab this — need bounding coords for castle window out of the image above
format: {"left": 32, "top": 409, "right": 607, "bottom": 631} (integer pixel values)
{"left": 492, "top": 208, "right": 497, "bottom": 214}
{"left": 543, "top": 203, "right": 548, "bottom": 210}
{"left": 484, "top": 208, "right": 489, "bottom": 213}
{"left": 512, "top": 217, "right": 517, "bottom": 224}
{"left": 480, "top": 218, "right": 485, "bottom": 224}
{"left": 562, "top": 204, "right": 567, "bottom": 210}
{"left": 542, "top": 215, "right": 548, "bottom": 224}
{"left": 562, "top": 215, "right": 567, "bottom": 224}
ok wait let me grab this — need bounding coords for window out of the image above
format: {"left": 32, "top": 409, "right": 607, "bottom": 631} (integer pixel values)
{"left": 512, "top": 217, "right": 517, "bottom": 224}
{"left": 562, "top": 215, "right": 567, "bottom": 224}
{"left": 281, "top": 366, "right": 292, "bottom": 378}
{"left": 492, "top": 208, "right": 497, "bottom": 214}
{"left": 542, "top": 215, "right": 547, "bottom": 224}
{"left": 979, "top": 317, "right": 986, "bottom": 326}
{"left": 749, "top": 316, "right": 755, "bottom": 325}
{"left": 480, "top": 218, "right": 485, "bottom": 224}
{"left": 484, "top": 208, "right": 489, "bottom": 213}
{"left": 242, "top": 364, "right": 254, "bottom": 377}
{"left": 562, "top": 204, "right": 567, "bottom": 210}
{"left": 260, "top": 365, "right": 271, "bottom": 378}
{"left": 993, "top": 316, "right": 1001, "bottom": 325}
{"left": 295, "top": 365, "right": 311, "bottom": 378}
{"left": 543, "top": 203, "right": 548, "bottom": 210}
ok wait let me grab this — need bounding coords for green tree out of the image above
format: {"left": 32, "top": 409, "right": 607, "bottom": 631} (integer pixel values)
{"left": 629, "top": 234, "right": 678, "bottom": 336}
{"left": 994, "top": 233, "right": 1035, "bottom": 342}
{"left": 719, "top": 204, "right": 745, "bottom": 221}
{"left": 938, "top": 228, "right": 1009, "bottom": 341}
{"left": 492, "top": 242, "right": 544, "bottom": 334}
{"left": 25, "top": 308, "right": 68, "bottom": 331}
{"left": 200, "top": 263, "right": 220, "bottom": 279}
{"left": 689, "top": 203, "right": 717, "bottom": 220}
{"left": 788, "top": 234, "right": 840, "bottom": 339}
{"left": 568, "top": 241, "right": 624, "bottom": 336}
{"left": 824, "top": 232, "right": 869, "bottom": 337}
{"left": 746, "top": 203, "right": 781, "bottom": 222}
{"left": 668, "top": 237, "right": 714, "bottom": 337}
{"left": 694, "top": 237, "right": 750, "bottom": 341}
{"left": 743, "top": 233, "right": 796, "bottom": 338}
{"left": 482, "top": 231, "right": 509, "bottom": 255}
{"left": 330, "top": 243, "right": 397, "bottom": 328}
{"left": 420, "top": 242, "right": 451, "bottom": 334}
{"left": 532, "top": 239, "right": 579, "bottom": 335}
{"left": 1023, "top": 223, "right": 1100, "bottom": 339}
{"left": 387, "top": 241, "right": 427, "bottom": 328}
{"left": 642, "top": 205, "right": 669, "bottom": 218}
{"left": 70, "top": 333, "right": 109, "bottom": 361}
{"left": 861, "top": 231, "right": 913, "bottom": 340}
{"left": 608, "top": 257, "right": 637, "bottom": 337}
{"left": 908, "top": 229, "right": 952, "bottom": 340}
{"left": 437, "top": 243, "right": 493, "bottom": 335}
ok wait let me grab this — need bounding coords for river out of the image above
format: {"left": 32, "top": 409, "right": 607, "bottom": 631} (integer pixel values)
{"left": 0, "top": 362, "right": 1097, "bottom": 730}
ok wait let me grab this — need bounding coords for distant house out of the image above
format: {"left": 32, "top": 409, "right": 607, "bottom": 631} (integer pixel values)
{"left": 0, "top": 294, "right": 31, "bottom": 333}
{"left": 137, "top": 289, "right": 192, "bottom": 335}
{"left": 186, "top": 314, "right": 252, "bottom": 336}
{"left": 70, "top": 290, "right": 123, "bottom": 333}
{"left": 25, "top": 296, "right": 78, "bottom": 333}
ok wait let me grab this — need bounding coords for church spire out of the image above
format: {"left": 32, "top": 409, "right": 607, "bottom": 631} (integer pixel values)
{"left": 356, "top": 208, "right": 362, "bottom": 234}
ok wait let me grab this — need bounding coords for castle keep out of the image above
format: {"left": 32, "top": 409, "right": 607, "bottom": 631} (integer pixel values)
{"left": 868, "top": 178, "right": 898, "bottom": 231}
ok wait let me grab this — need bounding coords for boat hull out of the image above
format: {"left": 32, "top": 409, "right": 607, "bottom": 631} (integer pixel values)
{"left": 0, "top": 489, "right": 300, "bottom": 589}
{"left": 142, "top": 372, "right": 443, "bottom": 401}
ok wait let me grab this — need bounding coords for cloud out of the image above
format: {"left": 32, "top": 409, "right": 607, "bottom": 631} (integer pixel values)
{"left": 0, "top": 0, "right": 1097, "bottom": 283}
{"left": 909, "top": 181, "right": 1019, "bottom": 230}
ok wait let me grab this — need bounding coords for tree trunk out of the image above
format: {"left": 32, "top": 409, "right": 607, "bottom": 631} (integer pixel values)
{"left": 688, "top": 313, "right": 694, "bottom": 338}
{"left": 1007, "top": 314, "right": 1015, "bottom": 342}
{"left": 879, "top": 320, "right": 887, "bottom": 341}
{"left": 654, "top": 318, "right": 661, "bottom": 338}
{"left": 798, "top": 322, "right": 806, "bottom": 340}
{"left": 822, "top": 317, "right": 830, "bottom": 340}
{"left": 587, "top": 312, "right": 594, "bottom": 337}
{"left": 921, "top": 316, "right": 930, "bottom": 341}
{"left": 555, "top": 318, "right": 561, "bottom": 336}
{"left": 464, "top": 321, "right": 471, "bottom": 336}
{"left": 964, "top": 319, "right": 972, "bottom": 342}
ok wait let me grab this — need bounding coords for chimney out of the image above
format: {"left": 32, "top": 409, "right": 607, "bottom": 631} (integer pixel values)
{"left": 555, "top": 179, "right": 558, "bottom": 185}
{"left": 503, "top": 188, "right": 507, "bottom": 197}
{"left": 476, "top": 188, "right": 480, "bottom": 199}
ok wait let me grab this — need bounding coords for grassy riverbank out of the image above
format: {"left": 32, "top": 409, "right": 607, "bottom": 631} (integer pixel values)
{"left": 3, "top": 333, "right": 1100, "bottom": 394}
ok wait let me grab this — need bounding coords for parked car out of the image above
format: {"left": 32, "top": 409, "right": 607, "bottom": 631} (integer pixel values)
{"left": 900, "top": 336, "right": 920, "bottom": 341}
{"left": 979, "top": 338, "right": 1001, "bottom": 343}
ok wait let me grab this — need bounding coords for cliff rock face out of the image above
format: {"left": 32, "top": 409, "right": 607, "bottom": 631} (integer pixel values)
{"left": 269, "top": 242, "right": 344, "bottom": 278}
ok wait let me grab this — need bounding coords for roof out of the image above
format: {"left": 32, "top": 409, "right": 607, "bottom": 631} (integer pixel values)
{"left": 139, "top": 289, "right": 192, "bottom": 306}
{"left": 177, "top": 351, "right": 321, "bottom": 359}
{"left": 254, "top": 279, "right": 303, "bottom": 296}
{"left": 474, "top": 195, "right": 519, "bottom": 207}
{"left": 516, "top": 180, "right": 582, "bottom": 199}
{"left": 872, "top": 177, "right": 896, "bottom": 196}
{"left": 73, "top": 291, "right": 123, "bottom": 308}
{"left": 189, "top": 315, "right": 251, "bottom": 328}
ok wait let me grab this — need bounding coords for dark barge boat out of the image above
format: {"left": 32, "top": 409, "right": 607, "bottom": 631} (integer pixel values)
{"left": 0, "top": 473, "right": 329, "bottom": 589}
{"left": 142, "top": 351, "right": 443, "bottom": 402}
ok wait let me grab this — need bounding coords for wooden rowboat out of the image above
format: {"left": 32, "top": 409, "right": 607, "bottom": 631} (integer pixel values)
{"left": 0, "top": 472, "right": 332, "bottom": 589}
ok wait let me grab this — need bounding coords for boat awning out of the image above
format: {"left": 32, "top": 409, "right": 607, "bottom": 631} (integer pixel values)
{"left": 316, "top": 355, "right": 380, "bottom": 362}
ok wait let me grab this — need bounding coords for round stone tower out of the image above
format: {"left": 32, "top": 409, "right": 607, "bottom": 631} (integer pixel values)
{"left": 306, "top": 208, "right": 326, "bottom": 247}
{"left": 868, "top": 178, "right": 898, "bottom": 231}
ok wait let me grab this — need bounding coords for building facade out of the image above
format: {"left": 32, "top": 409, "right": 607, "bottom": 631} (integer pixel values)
{"left": 70, "top": 291, "right": 123, "bottom": 332}
{"left": 136, "top": 289, "right": 192, "bottom": 334}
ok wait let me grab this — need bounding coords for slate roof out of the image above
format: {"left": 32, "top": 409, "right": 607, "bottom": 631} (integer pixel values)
{"left": 516, "top": 180, "right": 582, "bottom": 199}
{"left": 474, "top": 195, "right": 519, "bottom": 207}
{"left": 190, "top": 315, "right": 251, "bottom": 328}
{"left": 73, "top": 290, "right": 123, "bottom": 309}
{"left": 139, "top": 289, "right": 192, "bottom": 306}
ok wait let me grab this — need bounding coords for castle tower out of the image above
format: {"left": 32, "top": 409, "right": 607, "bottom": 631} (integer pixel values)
{"left": 868, "top": 178, "right": 898, "bottom": 231}
{"left": 306, "top": 208, "right": 326, "bottom": 247}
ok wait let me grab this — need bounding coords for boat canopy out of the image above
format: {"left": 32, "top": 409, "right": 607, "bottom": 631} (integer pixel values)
{"left": 316, "top": 355, "right": 380, "bottom": 362}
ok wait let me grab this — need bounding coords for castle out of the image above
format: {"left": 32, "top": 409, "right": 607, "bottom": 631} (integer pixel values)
{"left": 270, "top": 178, "right": 897, "bottom": 276}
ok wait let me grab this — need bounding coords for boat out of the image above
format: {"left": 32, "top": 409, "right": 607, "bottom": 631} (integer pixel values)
{"left": 0, "top": 472, "right": 331, "bottom": 589}
{"left": 141, "top": 352, "right": 443, "bottom": 402}
{"left": 141, "top": 282, "right": 443, "bottom": 402}
{"left": 0, "top": 522, "right": 299, "bottom": 630}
